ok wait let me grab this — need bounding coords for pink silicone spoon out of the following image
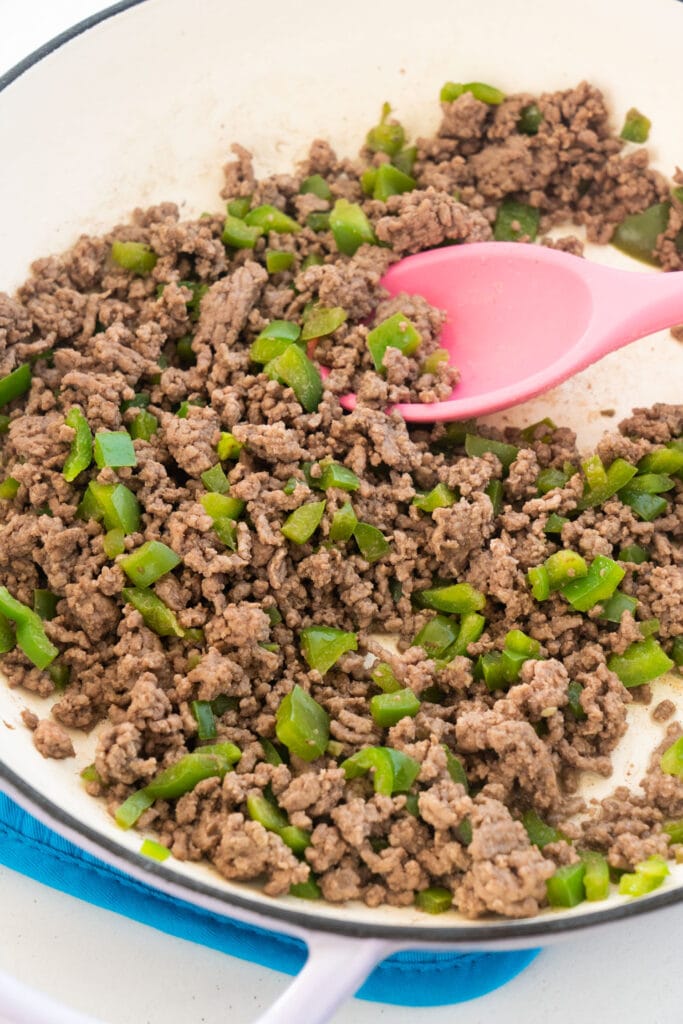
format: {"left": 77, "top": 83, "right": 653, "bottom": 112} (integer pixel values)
{"left": 339, "top": 241, "right": 683, "bottom": 422}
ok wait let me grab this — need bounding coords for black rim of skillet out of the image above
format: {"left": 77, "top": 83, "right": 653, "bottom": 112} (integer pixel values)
{"left": 2, "top": 0, "right": 683, "bottom": 945}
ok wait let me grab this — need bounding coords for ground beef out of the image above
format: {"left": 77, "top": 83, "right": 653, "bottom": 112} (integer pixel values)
{"left": 2, "top": 79, "right": 682, "bottom": 922}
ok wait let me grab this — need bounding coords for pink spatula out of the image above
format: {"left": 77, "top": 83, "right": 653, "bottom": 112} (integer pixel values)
{"left": 341, "top": 242, "right": 683, "bottom": 422}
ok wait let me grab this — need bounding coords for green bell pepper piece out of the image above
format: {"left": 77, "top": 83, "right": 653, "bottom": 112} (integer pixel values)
{"left": 245, "top": 204, "right": 301, "bottom": 234}
{"left": 442, "top": 745, "right": 469, "bottom": 791}
{"left": 300, "top": 625, "right": 357, "bottom": 675}
{"left": 329, "top": 501, "right": 358, "bottom": 542}
{"left": 201, "top": 464, "right": 230, "bottom": 494}
{"left": 611, "top": 202, "right": 670, "bottom": 266}
{"left": 290, "top": 878, "right": 323, "bottom": 899}
{"left": 366, "top": 103, "right": 405, "bottom": 156}
{"left": 412, "top": 483, "right": 457, "bottom": 513}
{"left": 369, "top": 688, "right": 420, "bottom": 728}
{"left": 301, "top": 305, "right": 347, "bottom": 341}
{"left": 619, "top": 489, "right": 669, "bottom": 521}
{"left": 465, "top": 433, "right": 519, "bottom": 470}
{"left": 317, "top": 463, "right": 359, "bottom": 492}
{"left": 300, "top": 174, "right": 332, "bottom": 200}
{"left": 544, "top": 550, "right": 589, "bottom": 591}
{"left": 617, "top": 543, "right": 650, "bottom": 564}
{"left": 544, "top": 513, "right": 569, "bottom": 535}
{"left": 0, "top": 587, "right": 58, "bottom": 670}
{"left": 546, "top": 862, "right": 586, "bottom": 908}
{"left": 597, "top": 591, "right": 638, "bottom": 623}
{"left": 372, "top": 163, "right": 416, "bottom": 202}
{"left": 250, "top": 320, "right": 301, "bottom": 363}
{"left": 33, "top": 589, "right": 58, "bottom": 621}
{"left": 415, "top": 887, "right": 453, "bottom": 914}
{"left": 122, "top": 587, "right": 184, "bottom": 638}
{"left": 413, "top": 582, "right": 485, "bottom": 615}
{"left": 281, "top": 500, "right": 326, "bottom": 544}
{"left": 567, "top": 680, "right": 587, "bottom": 720}
{"left": 115, "top": 752, "right": 234, "bottom": 828}
{"left": 216, "top": 432, "right": 243, "bottom": 460}
{"left": 266, "top": 251, "right": 295, "bottom": 274}
{"left": 93, "top": 431, "right": 137, "bottom": 469}
{"left": 0, "top": 363, "right": 31, "bottom": 407}
{"left": 353, "top": 521, "right": 390, "bottom": 562}
{"left": 120, "top": 541, "right": 181, "bottom": 588}
{"left": 341, "top": 746, "right": 420, "bottom": 795}
{"left": 140, "top": 839, "right": 171, "bottom": 862}
{"left": 581, "top": 851, "right": 610, "bottom": 901}
{"left": 537, "top": 467, "right": 571, "bottom": 495}
{"left": 129, "top": 411, "right": 158, "bottom": 441}
{"left": 527, "top": 564, "right": 551, "bottom": 601}
{"left": 226, "top": 196, "right": 251, "bottom": 219}
{"left": 0, "top": 477, "right": 20, "bottom": 500}
{"left": 522, "top": 809, "right": 564, "bottom": 848}
{"left": 371, "top": 662, "right": 401, "bottom": 693}
{"left": 222, "top": 215, "right": 263, "bottom": 248}
{"left": 577, "top": 456, "right": 637, "bottom": 509}
{"left": 329, "top": 199, "right": 378, "bottom": 256}
{"left": 265, "top": 343, "right": 323, "bottom": 413}
{"left": 111, "top": 240, "right": 157, "bottom": 275}
{"left": 439, "top": 612, "right": 486, "bottom": 662}
{"left": 607, "top": 636, "right": 674, "bottom": 688}
{"left": 275, "top": 684, "right": 330, "bottom": 762}
{"left": 620, "top": 107, "right": 651, "bottom": 143}
{"left": 413, "top": 615, "right": 459, "bottom": 659}
{"left": 190, "top": 700, "right": 217, "bottom": 741}
{"left": 494, "top": 199, "right": 540, "bottom": 242}
{"left": 200, "top": 493, "right": 245, "bottom": 521}
{"left": 561, "top": 555, "right": 625, "bottom": 612}
{"left": 518, "top": 103, "right": 543, "bottom": 134}
{"left": 62, "top": 408, "right": 93, "bottom": 482}
{"left": 637, "top": 448, "right": 683, "bottom": 475}
{"left": 367, "top": 312, "right": 421, "bottom": 371}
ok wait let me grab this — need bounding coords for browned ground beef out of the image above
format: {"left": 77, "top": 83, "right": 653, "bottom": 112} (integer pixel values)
{"left": 0, "top": 81, "right": 681, "bottom": 918}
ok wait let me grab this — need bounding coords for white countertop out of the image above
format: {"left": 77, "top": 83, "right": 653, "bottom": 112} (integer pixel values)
{"left": 1, "top": 3, "right": 683, "bottom": 1022}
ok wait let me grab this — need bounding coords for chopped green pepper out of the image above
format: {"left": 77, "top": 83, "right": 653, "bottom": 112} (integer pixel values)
{"left": 0, "top": 363, "right": 31, "bottom": 407}
{"left": 62, "top": 408, "right": 93, "bottom": 482}
{"left": 607, "top": 636, "right": 674, "bottom": 688}
{"left": 663, "top": 818, "right": 683, "bottom": 843}
{"left": 544, "top": 513, "right": 570, "bottom": 535}
{"left": 372, "top": 164, "right": 416, "bottom": 202}
{"left": 618, "top": 855, "right": 669, "bottom": 897}
{"left": 306, "top": 212, "right": 330, "bottom": 232}
{"left": 300, "top": 174, "right": 332, "bottom": 200}
{"left": 413, "top": 614, "right": 459, "bottom": 659}
{"left": 622, "top": 473, "right": 675, "bottom": 495}
{"left": 485, "top": 479, "right": 504, "bottom": 516}
{"left": 415, "top": 887, "right": 453, "bottom": 914}
{"left": 637, "top": 447, "right": 683, "bottom": 475}
{"left": 366, "top": 103, "right": 405, "bottom": 156}
{"left": 300, "top": 625, "right": 357, "bottom": 675}
{"left": 317, "top": 462, "right": 360, "bottom": 492}
{"left": 281, "top": 500, "right": 326, "bottom": 544}
{"left": 617, "top": 543, "right": 650, "bottom": 564}
{"left": 329, "top": 199, "right": 378, "bottom": 256}
{"left": 94, "top": 431, "right": 137, "bottom": 469}
{"left": 546, "top": 862, "right": 586, "bottom": 908}
{"left": 611, "top": 202, "right": 670, "bottom": 266}
{"left": 222, "top": 214, "right": 263, "bottom": 249}
{"left": 275, "top": 684, "right": 330, "bottom": 762}
{"left": 442, "top": 745, "right": 469, "bottom": 791}
{"left": 216, "top": 432, "right": 243, "bottom": 461}
{"left": 0, "top": 477, "right": 20, "bottom": 500}
{"left": 0, "top": 587, "right": 58, "bottom": 670}
{"left": 545, "top": 550, "right": 589, "bottom": 591}
{"left": 33, "top": 589, "right": 58, "bottom": 621}
{"left": 412, "top": 483, "right": 457, "bottom": 513}
{"left": 103, "top": 528, "right": 126, "bottom": 559}
{"left": 122, "top": 587, "right": 184, "bottom": 638}
{"left": 527, "top": 564, "right": 551, "bottom": 602}
{"left": 200, "top": 493, "right": 245, "bottom": 521}
{"left": 370, "top": 688, "right": 420, "bottom": 728}
{"left": 212, "top": 517, "right": 238, "bottom": 550}
{"left": 672, "top": 637, "right": 683, "bottom": 668}
{"left": 130, "top": 410, "right": 158, "bottom": 441}
{"left": 227, "top": 196, "right": 251, "bottom": 219}
{"left": 518, "top": 103, "right": 543, "bottom": 134}
{"left": 265, "top": 343, "right": 323, "bottom": 413}
{"left": 190, "top": 700, "right": 217, "bottom": 741}
{"left": 620, "top": 108, "right": 651, "bottom": 144}
{"left": 0, "top": 612, "right": 15, "bottom": 654}
{"left": 111, "top": 240, "right": 157, "bottom": 275}
{"left": 619, "top": 489, "right": 669, "bottom": 522}
{"left": 413, "top": 582, "right": 485, "bottom": 615}
{"left": 353, "top": 521, "right": 390, "bottom": 563}
{"left": 393, "top": 146, "right": 418, "bottom": 176}
{"left": 245, "top": 204, "right": 301, "bottom": 234}
{"left": 660, "top": 736, "right": 683, "bottom": 777}
{"left": 301, "top": 305, "right": 348, "bottom": 341}
{"left": 465, "top": 433, "right": 519, "bottom": 470}
{"left": 371, "top": 662, "right": 402, "bottom": 693}
{"left": 522, "top": 809, "right": 564, "bottom": 848}
{"left": 561, "top": 555, "right": 625, "bottom": 612}
{"left": 266, "top": 250, "right": 295, "bottom": 274}
{"left": 250, "top": 320, "right": 301, "bottom": 363}
{"left": 494, "top": 199, "right": 540, "bottom": 242}
{"left": 259, "top": 737, "right": 284, "bottom": 766}
{"left": 120, "top": 541, "right": 181, "bottom": 588}
{"left": 537, "top": 467, "right": 571, "bottom": 495}
{"left": 581, "top": 850, "right": 610, "bottom": 901}
{"left": 115, "top": 751, "right": 234, "bottom": 828}
{"left": 329, "top": 501, "right": 358, "bottom": 542}
{"left": 367, "top": 312, "right": 421, "bottom": 371}
{"left": 440, "top": 81, "right": 505, "bottom": 104}
{"left": 140, "top": 839, "right": 171, "bottom": 862}
{"left": 290, "top": 878, "right": 322, "bottom": 900}
{"left": 440, "top": 611, "right": 486, "bottom": 661}
{"left": 341, "top": 746, "right": 420, "bottom": 795}
{"left": 421, "top": 348, "right": 450, "bottom": 375}
{"left": 200, "top": 463, "right": 230, "bottom": 494}
{"left": 597, "top": 591, "right": 638, "bottom": 623}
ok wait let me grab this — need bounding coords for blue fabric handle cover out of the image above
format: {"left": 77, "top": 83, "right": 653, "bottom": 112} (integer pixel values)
{"left": 0, "top": 792, "right": 538, "bottom": 1007}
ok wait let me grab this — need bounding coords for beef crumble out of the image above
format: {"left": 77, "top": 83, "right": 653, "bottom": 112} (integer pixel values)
{"left": 1, "top": 80, "right": 682, "bottom": 919}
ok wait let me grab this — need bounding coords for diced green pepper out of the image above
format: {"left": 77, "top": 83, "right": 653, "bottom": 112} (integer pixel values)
{"left": 611, "top": 202, "right": 670, "bottom": 266}
{"left": 200, "top": 493, "right": 245, "bottom": 521}
{"left": 518, "top": 103, "right": 543, "bottom": 135}
{"left": 370, "top": 688, "right": 420, "bottom": 728}
{"left": 250, "top": 320, "right": 301, "bottom": 363}
{"left": 130, "top": 411, "right": 158, "bottom": 441}
{"left": 440, "top": 612, "right": 486, "bottom": 661}
{"left": 94, "top": 431, "right": 137, "bottom": 469}
{"left": 442, "top": 745, "right": 469, "bottom": 791}
{"left": 103, "top": 528, "right": 126, "bottom": 559}
{"left": 317, "top": 463, "right": 360, "bottom": 492}
{"left": 672, "top": 637, "right": 683, "bottom": 668}
{"left": 281, "top": 500, "right": 326, "bottom": 544}
{"left": 212, "top": 517, "right": 238, "bottom": 550}
{"left": 537, "top": 467, "right": 571, "bottom": 495}
{"left": 367, "top": 312, "right": 421, "bottom": 372}
{"left": 421, "top": 348, "right": 450, "bottom": 375}
{"left": 465, "top": 433, "right": 519, "bottom": 470}
{"left": 366, "top": 103, "right": 405, "bottom": 156}
{"left": 412, "top": 483, "right": 457, "bottom": 513}
{"left": 393, "top": 146, "right": 418, "bottom": 176}
{"left": 413, "top": 583, "right": 485, "bottom": 615}
{"left": 617, "top": 543, "right": 650, "bottom": 564}
{"left": 301, "top": 305, "right": 348, "bottom": 341}
{"left": 120, "top": 541, "right": 181, "bottom": 588}
{"left": 0, "top": 612, "right": 15, "bottom": 654}
{"left": 620, "top": 108, "right": 651, "bottom": 144}
{"left": 0, "top": 587, "right": 58, "bottom": 669}
{"left": 663, "top": 818, "right": 683, "bottom": 843}
{"left": 62, "top": 408, "right": 93, "bottom": 482}
{"left": 265, "top": 343, "right": 323, "bottom": 413}
{"left": 190, "top": 700, "right": 217, "bottom": 741}
{"left": 527, "top": 565, "right": 551, "bottom": 602}
{"left": 546, "top": 862, "right": 586, "bottom": 908}
{"left": 414, "top": 615, "right": 459, "bottom": 659}
{"left": 522, "top": 809, "right": 564, "bottom": 848}
{"left": 222, "top": 215, "right": 263, "bottom": 249}
{"left": 581, "top": 851, "right": 610, "bottom": 901}
{"left": 475, "top": 651, "right": 507, "bottom": 691}
{"left": 623, "top": 473, "right": 675, "bottom": 495}
{"left": 245, "top": 204, "right": 301, "bottom": 234}
{"left": 618, "top": 856, "right": 669, "bottom": 897}
{"left": 494, "top": 199, "right": 540, "bottom": 242}
{"left": 372, "top": 164, "right": 416, "bottom": 202}
{"left": 440, "top": 81, "right": 505, "bottom": 105}
{"left": 227, "top": 196, "right": 251, "bottom": 219}
{"left": 329, "top": 199, "right": 378, "bottom": 256}
{"left": 140, "top": 839, "right": 171, "bottom": 862}
{"left": 607, "top": 636, "right": 674, "bottom": 688}
{"left": 275, "top": 684, "right": 330, "bottom": 762}
{"left": 659, "top": 736, "right": 683, "bottom": 777}
{"left": 341, "top": 746, "right": 420, "bottom": 796}
{"left": 544, "top": 513, "right": 569, "bottom": 535}
{"left": 121, "top": 393, "right": 150, "bottom": 413}
{"left": 0, "top": 364, "right": 31, "bottom": 408}
{"left": 371, "top": 662, "right": 402, "bottom": 693}
{"left": 577, "top": 456, "right": 638, "bottom": 510}
{"left": 290, "top": 878, "right": 322, "bottom": 900}
{"left": 111, "top": 240, "right": 157, "bottom": 275}
{"left": 300, "top": 625, "right": 357, "bottom": 675}
{"left": 0, "top": 477, "right": 20, "bottom": 500}
{"left": 115, "top": 752, "right": 234, "bottom": 828}
{"left": 246, "top": 792, "right": 287, "bottom": 833}
{"left": 300, "top": 174, "right": 332, "bottom": 200}
{"left": 266, "top": 250, "right": 295, "bottom": 274}
{"left": 415, "top": 887, "right": 453, "bottom": 914}
{"left": 122, "top": 587, "right": 184, "bottom": 638}
{"left": 598, "top": 591, "right": 638, "bottom": 623}
{"left": 329, "top": 501, "right": 358, "bottom": 542}
{"left": 306, "top": 212, "right": 331, "bottom": 232}
{"left": 545, "top": 550, "right": 589, "bottom": 591}
{"left": 485, "top": 479, "right": 504, "bottom": 516}
{"left": 619, "top": 489, "right": 669, "bottom": 522}
{"left": 201, "top": 463, "right": 230, "bottom": 494}
{"left": 216, "top": 432, "right": 243, "bottom": 461}
{"left": 353, "top": 521, "right": 390, "bottom": 563}
{"left": 115, "top": 790, "right": 154, "bottom": 829}
{"left": 561, "top": 555, "right": 625, "bottom": 612}
{"left": 637, "top": 448, "right": 683, "bottom": 475}
{"left": 33, "top": 589, "right": 58, "bottom": 621}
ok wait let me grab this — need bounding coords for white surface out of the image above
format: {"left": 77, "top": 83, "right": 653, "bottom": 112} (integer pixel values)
{"left": 1, "top": 1, "right": 683, "bottom": 1022}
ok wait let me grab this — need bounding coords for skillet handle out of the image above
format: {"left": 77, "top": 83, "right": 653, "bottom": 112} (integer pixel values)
{"left": 252, "top": 932, "right": 396, "bottom": 1024}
